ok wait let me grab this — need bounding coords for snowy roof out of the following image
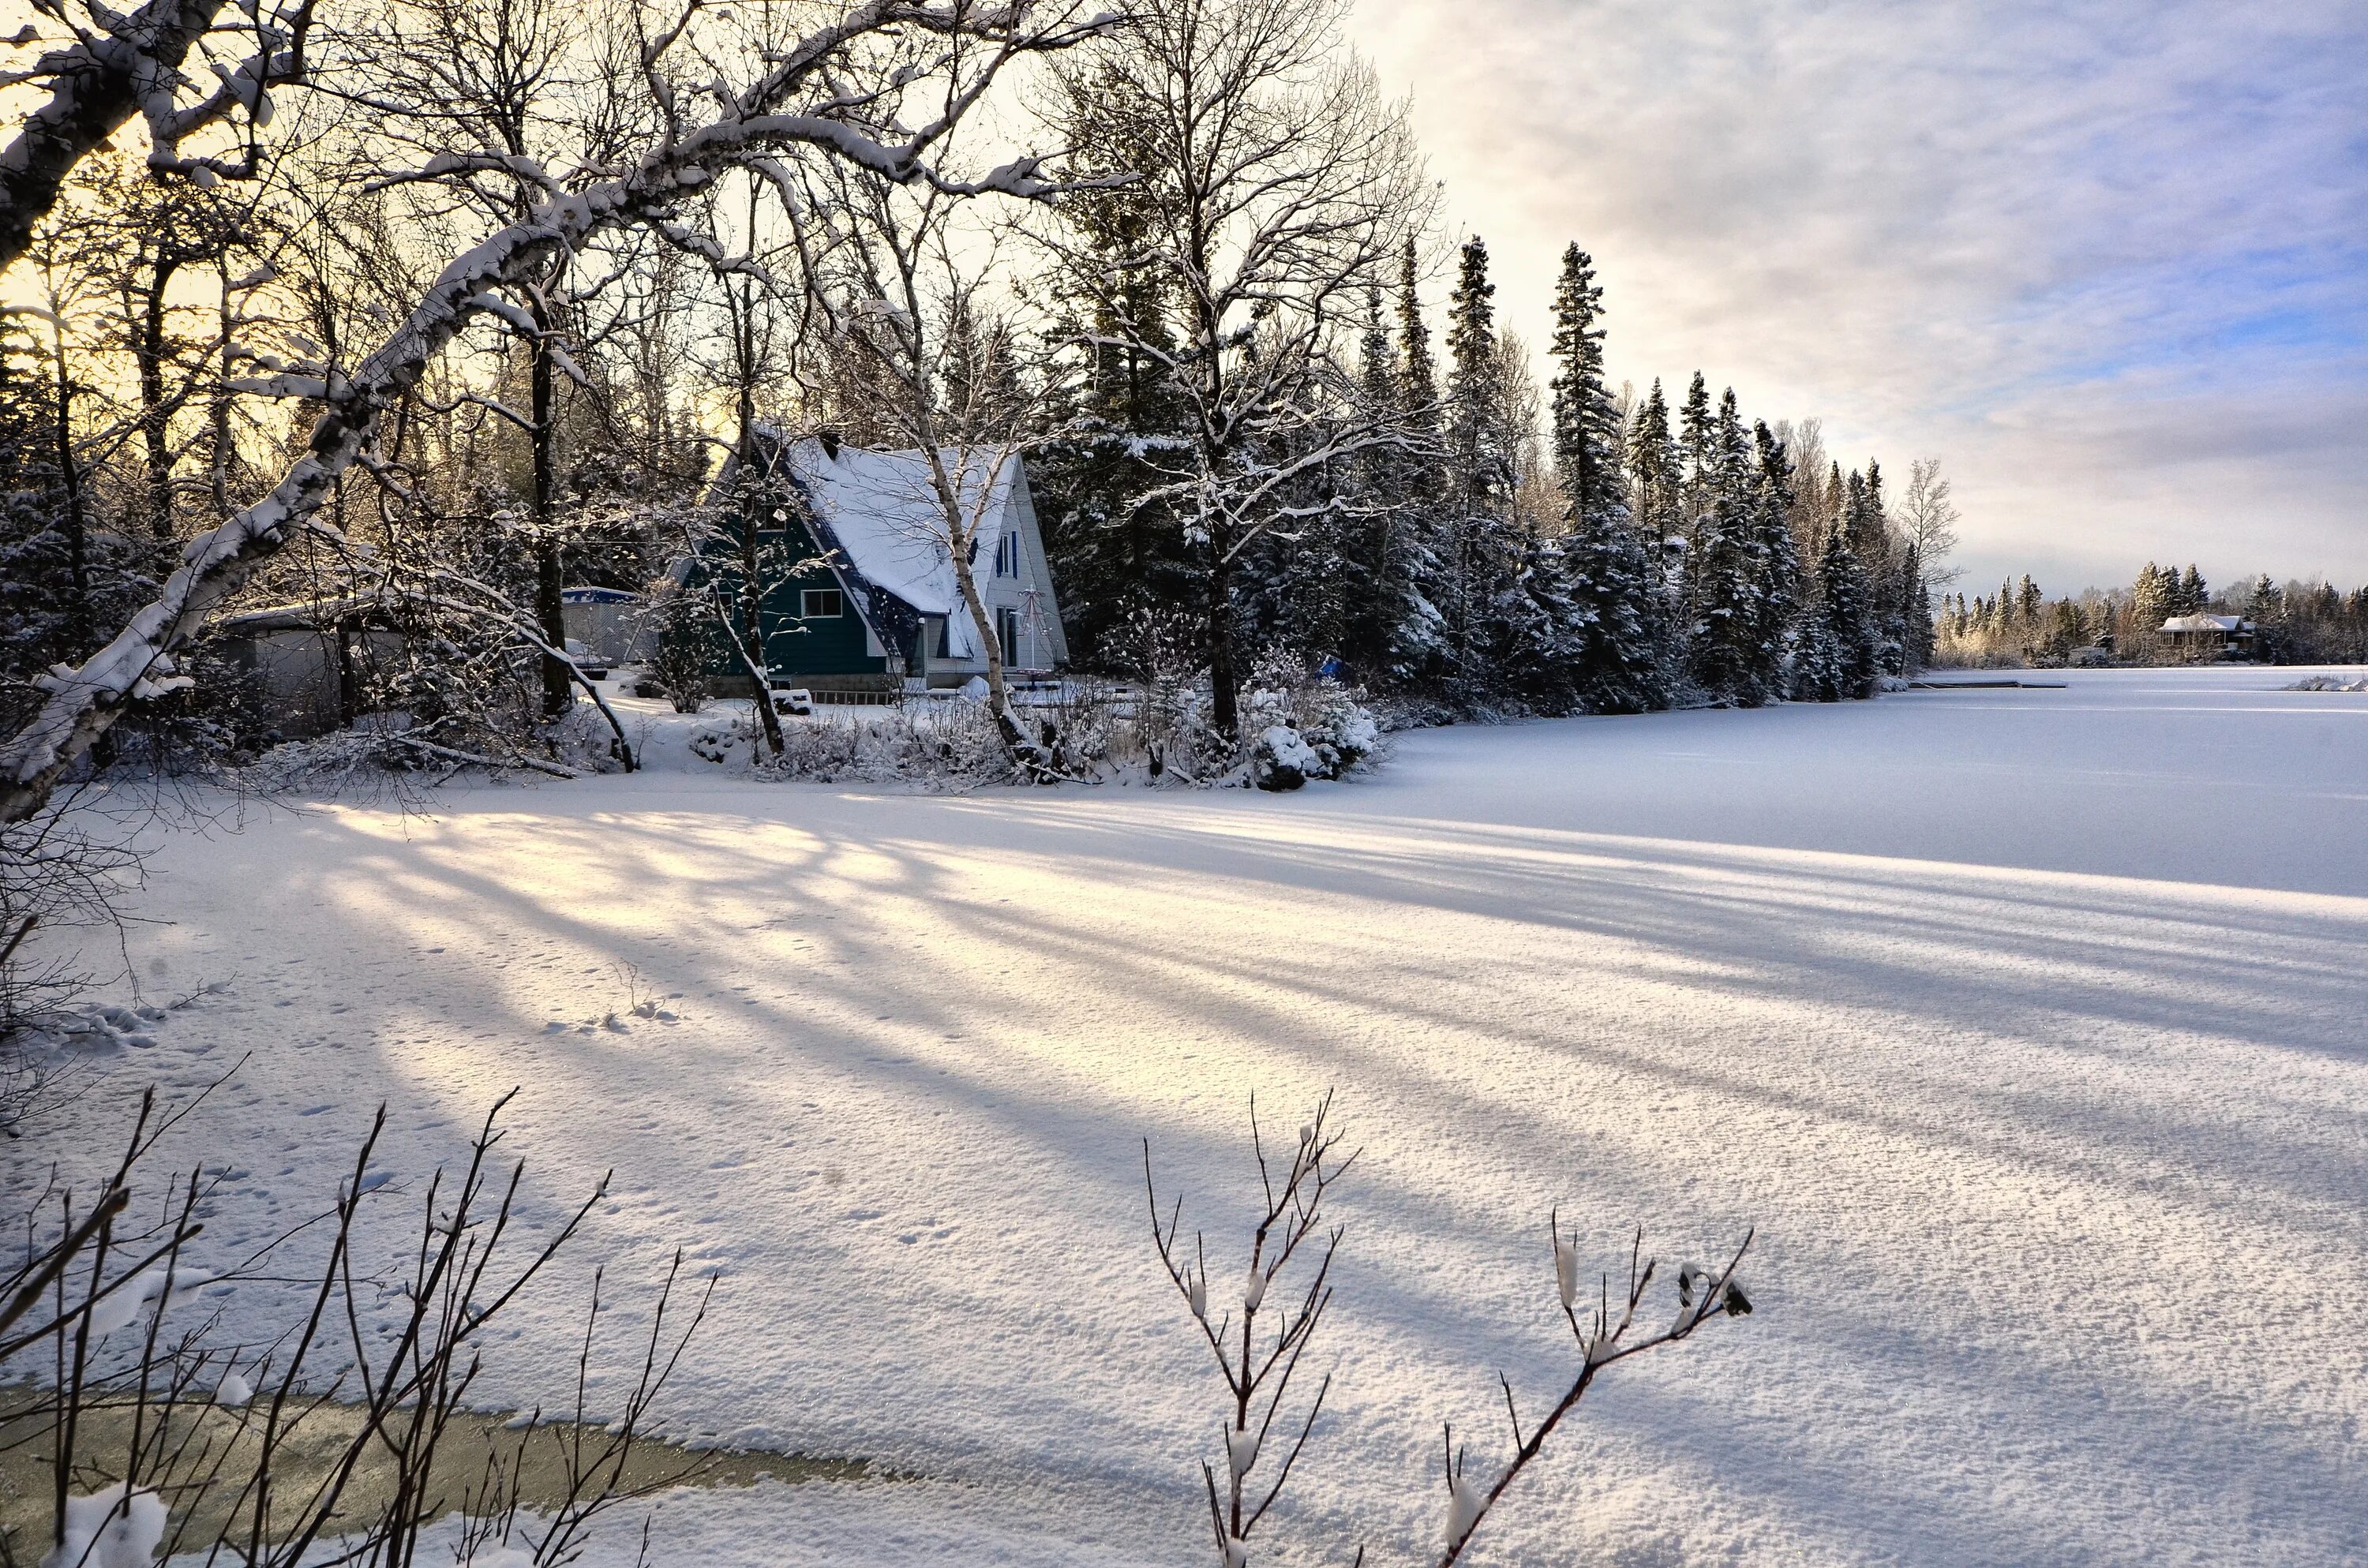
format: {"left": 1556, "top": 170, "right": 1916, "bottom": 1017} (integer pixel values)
{"left": 777, "top": 436, "right": 1015, "bottom": 616}
{"left": 2160, "top": 615, "right": 2250, "bottom": 634}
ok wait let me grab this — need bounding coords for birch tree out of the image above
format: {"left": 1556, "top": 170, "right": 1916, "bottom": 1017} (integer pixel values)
{"left": 804, "top": 153, "right": 1064, "bottom": 773}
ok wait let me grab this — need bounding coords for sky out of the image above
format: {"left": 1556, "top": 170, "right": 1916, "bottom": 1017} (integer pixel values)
{"left": 1349, "top": 0, "right": 2368, "bottom": 598}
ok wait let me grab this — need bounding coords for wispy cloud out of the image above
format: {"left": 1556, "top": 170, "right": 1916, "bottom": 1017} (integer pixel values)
{"left": 1353, "top": 0, "right": 2368, "bottom": 593}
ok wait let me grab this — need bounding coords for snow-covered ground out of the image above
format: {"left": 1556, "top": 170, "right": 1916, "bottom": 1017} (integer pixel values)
{"left": 26, "top": 665, "right": 2368, "bottom": 1565}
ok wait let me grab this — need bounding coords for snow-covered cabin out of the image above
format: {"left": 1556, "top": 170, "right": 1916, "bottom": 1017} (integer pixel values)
{"left": 691, "top": 431, "right": 1069, "bottom": 694}
{"left": 2160, "top": 613, "right": 2255, "bottom": 659}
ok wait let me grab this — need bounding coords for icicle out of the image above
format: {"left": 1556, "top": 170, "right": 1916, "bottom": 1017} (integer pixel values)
{"left": 1554, "top": 1236, "right": 1579, "bottom": 1311}
{"left": 1188, "top": 1271, "right": 1208, "bottom": 1320}
{"left": 1244, "top": 1263, "right": 1266, "bottom": 1314}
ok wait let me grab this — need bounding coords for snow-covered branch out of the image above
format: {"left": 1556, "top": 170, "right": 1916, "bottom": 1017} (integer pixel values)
{"left": 1437, "top": 1221, "right": 1754, "bottom": 1565}
{"left": 0, "top": 0, "right": 313, "bottom": 262}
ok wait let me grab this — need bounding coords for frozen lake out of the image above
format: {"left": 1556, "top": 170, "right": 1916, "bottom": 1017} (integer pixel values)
{"left": 38, "top": 665, "right": 2368, "bottom": 1565}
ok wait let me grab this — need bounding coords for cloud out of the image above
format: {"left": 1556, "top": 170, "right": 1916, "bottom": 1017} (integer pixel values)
{"left": 1351, "top": 0, "right": 2368, "bottom": 593}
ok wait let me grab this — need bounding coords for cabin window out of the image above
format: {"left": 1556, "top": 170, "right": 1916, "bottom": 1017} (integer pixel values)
{"left": 800, "top": 588, "right": 844, "bottom": 619}
{"left": 996, "top": 607, "right": 1021, "bottom": 665}
{"left": 995, "top": 533, "right": 1018, "bottom": 578}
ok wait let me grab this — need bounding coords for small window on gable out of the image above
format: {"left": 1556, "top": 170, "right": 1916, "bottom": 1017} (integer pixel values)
{"left": 800, "top": 588, "right": 844, "bottom": 619}
{"left": 995, "top": 533, "right": 1017, "bottom": 578}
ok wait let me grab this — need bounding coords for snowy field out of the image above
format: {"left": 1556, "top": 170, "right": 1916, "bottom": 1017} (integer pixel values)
{"left": 28, "top": 664, "right": 2368, "bottom": 1566}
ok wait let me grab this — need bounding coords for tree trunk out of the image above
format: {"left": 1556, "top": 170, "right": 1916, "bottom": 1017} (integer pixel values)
{"left": 51, "top": 335, "right": 89, "bottom": 661}
{"left": 209, "top": 271, "right": 234, "bottom": 518}
{"left": 529, "top": 301, "right": 571, "bottom": 720}
{"left": 1206, "top": 537, "right": 1238, "bottom": 738}
{"left": 736, "top": 506, "right": 786, "bottom": 757}
{"left": 137, "top": 255, "right": 179, "bottom": 544}
{"left": 946, "top": 515, "right": 1044, "bottom": 777}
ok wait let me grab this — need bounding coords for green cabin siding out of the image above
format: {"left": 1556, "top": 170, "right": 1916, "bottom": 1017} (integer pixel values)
{"left": 691, "top": 513, "right": 909, "bottom": 683}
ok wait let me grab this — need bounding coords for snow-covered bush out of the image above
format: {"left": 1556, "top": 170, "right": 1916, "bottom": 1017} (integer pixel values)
{"left": 1238, "top": 647, "right": 1381, "bottom": 791}
{"left": 1250, "top": 723, "right": 1323, "bottom": 791}
{"left": 689, "top": 699, "right": 1021, "bottom": 786}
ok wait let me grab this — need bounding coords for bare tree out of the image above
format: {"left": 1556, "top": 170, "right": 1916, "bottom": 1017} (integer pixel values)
{"left": 0, "top": 1083, "right": 710, "bottom": 1566}
{"left": 805, "top": 154, "right": 1069, "bottom": 774}
{"left": 1039, "top": 0, "right": 1432, "bottom": 736}
{"left": 1145, "top": 1096, "right": 1757, "bottom": 1566}
{"left": 1897, "top": 455, "right": 1961, "bottom": 589}
{"left": 1436, "top": 1218, "right": 1752, "bottom": 1564}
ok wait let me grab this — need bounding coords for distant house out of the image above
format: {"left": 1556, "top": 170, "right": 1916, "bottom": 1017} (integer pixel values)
{"left": 2160, "top": 613, "right": 2256, "bottom": 660}
{"left": 688, "top": 431, "right": 1069, "bottom": 695}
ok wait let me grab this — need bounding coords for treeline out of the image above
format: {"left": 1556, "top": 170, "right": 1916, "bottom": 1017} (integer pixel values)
{"left": 1937, "top": 563, "right": 2368, "bottom": 666}
{"left": 1031, "top": 226, "right": 1956, "bottom": 717}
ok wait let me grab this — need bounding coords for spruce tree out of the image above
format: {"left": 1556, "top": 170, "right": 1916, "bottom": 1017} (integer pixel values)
{"left": 1749, "top": 420, "right": 1802, "bottom": 694}
{"left": 1626, "top": 376, "right": 1680, "bottom": 592}
{"left": 1441, "top": 235, "right": 1516, "bottom": 694}
{"left": 1546, "top": 243, "right": 1664, "bottom": 712}
{"left": 1340, "top": 283, "right": 1441, "bottom": 686}
{"left": 1687, "top": 391, "right": 1767, "bottom": 705}
{"left": 1027, "top": 70, "right": 1197, "bottom": 667}
{"left": 1820, "top": 484, "right": 1879, "bottom": 697}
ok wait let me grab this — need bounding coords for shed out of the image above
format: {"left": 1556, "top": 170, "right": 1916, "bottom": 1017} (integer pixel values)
{"left": 560, "top": 586, "right": 654, "bottom": 666}
{"left": 212, "top": 598, "right": 406, "bottom": 739}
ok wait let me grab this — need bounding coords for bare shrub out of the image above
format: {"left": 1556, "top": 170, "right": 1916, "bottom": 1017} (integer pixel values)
{"left": 1144, "top": 1093, "right": 1357, "bottom": 1566}
{"left": 1146, "top": 1094, "right": 1755, "bottom": 1565}
{"left": 0, "top": 1083, "right": 706, "bottom": 1565}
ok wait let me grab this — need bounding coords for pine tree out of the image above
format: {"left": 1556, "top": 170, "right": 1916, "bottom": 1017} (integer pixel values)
{"left": 1339, "top": 283, "right": 1441, "bottom": 686}
{"left": 1396, "top": 235, "right": 1441, "bottom": 477}
{"left": 2130, "top": 562, "right": 2169, "bottom": 656}
{"left": 1546, "top": 243, "right": 1663, "bottom": 712}
{"left": 1749, "top": 420, "right": 1802, "bottom": 694}
{"left": 1688, "top": 390, "right": 1767, "bottom": 705}
{"left": 1625, "top": 376, "right": 1680, "bottom": 593}
{"left": 1677, "top": 370, "right": 1715, "bottom": 552}
{"left": 1819, "top": 500, "right": 1879, "bottom": 698}
{"left": 1027, "top": 69, "right": 1198, "bottom": 668}
{"left": 1441, "top": 235, "right": 1518, "bottom": 694}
